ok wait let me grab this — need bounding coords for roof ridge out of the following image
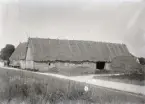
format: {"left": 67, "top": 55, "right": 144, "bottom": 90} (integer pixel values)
{"left": 28, "top": 37, "right": 125, "bottom": 45}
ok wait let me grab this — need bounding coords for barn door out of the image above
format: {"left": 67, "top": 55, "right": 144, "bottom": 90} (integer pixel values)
{"left": 96, "top": 62, "right": 105, "bottom": 70}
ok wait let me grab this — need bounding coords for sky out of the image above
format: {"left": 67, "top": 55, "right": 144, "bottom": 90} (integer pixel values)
{"left": 0, "top": 0, "right": 145, "bottom": 57}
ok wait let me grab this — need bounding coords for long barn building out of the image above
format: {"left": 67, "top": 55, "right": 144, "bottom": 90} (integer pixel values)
{"left": 10, "top": 38, "right": 131, "bottom": 71}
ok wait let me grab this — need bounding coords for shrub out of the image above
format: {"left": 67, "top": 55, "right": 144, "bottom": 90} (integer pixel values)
{"left": 138, "top": 57, "right": 145, "bottom": 65}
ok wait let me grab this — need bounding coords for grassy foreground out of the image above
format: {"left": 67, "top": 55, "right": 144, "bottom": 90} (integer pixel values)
{"left": 94, "top": 73, "right": 145, "bottom": 86}
{"left": 0, "top": 67, "right": 145, "bottom": 104}
{"left": 0, "top": 75, "right": 94, "bottom": 104}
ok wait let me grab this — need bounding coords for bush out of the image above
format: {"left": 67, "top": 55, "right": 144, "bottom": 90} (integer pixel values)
{"left": 138, "top": 57, "right": 145, "bottom": 65}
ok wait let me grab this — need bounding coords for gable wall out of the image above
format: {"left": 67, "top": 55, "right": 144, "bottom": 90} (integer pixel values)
{"left": 25, "top": 42, "right": 34, "bottom": 69}
{"left": 20, "top": 60, "right": 26, "bottom": 69}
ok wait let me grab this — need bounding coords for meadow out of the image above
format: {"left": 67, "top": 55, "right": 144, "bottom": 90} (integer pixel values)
{"left": 94, "top": 73, "right": 145, "bottom": 86}
{"left": 0, "top": 67, "right": 145, "bottom": 104}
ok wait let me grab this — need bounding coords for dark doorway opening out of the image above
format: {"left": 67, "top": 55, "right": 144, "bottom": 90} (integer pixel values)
{"left": 49, "top": 63, "right": 51, "bottom": 66}
{"left": 96, "top": 62, "right": 105, "bottom": 70}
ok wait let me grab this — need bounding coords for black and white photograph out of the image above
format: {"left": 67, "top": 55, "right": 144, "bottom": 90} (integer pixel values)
{"left": 0, "top": 0, "right": 145, "bottom": 103}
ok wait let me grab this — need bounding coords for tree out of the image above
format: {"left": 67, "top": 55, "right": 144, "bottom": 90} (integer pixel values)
{"left": 138, "top": 57, "right": 145, "bottom": 65}
{"left": 0, "top": 44, "right": 15, "bottom": 61}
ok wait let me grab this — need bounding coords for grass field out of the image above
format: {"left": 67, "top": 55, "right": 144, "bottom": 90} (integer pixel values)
{"left": 94, "top": 73, "right": 145, "bottom": 86}
{"left": 0, "top": 76, "right": 94, "bottom": 104}
{"left": 0, "top": 67, "right": 145, "bottom": 104}
{"left": 46, "top": 66, "right": 121, "bottom": 76}
{"left": 46, "top": 66, "right": 96, "bottom": 76}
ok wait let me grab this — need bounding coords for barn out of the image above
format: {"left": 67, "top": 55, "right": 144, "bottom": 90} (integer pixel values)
{"left": 22, "top": 37, "right": 131, "bottom": 71}
{"left": 9, "top": 42, "right": 27, "bottom": 69}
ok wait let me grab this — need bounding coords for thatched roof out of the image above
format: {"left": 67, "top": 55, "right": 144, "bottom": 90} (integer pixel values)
{"left": 9, "top": 42, "right": 27, "bottom": 61}
{"left": 28, "top": 38, "right": 131, "bottom": 62}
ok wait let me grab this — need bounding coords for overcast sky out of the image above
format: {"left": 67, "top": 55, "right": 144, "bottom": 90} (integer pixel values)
{"left": 0, "top": 0, "right": 145, "bottom": 57}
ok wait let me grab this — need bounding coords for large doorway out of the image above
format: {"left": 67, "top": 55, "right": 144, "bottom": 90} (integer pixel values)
{"left": 96, "top": 62, "right": 105, "bottom": 70}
